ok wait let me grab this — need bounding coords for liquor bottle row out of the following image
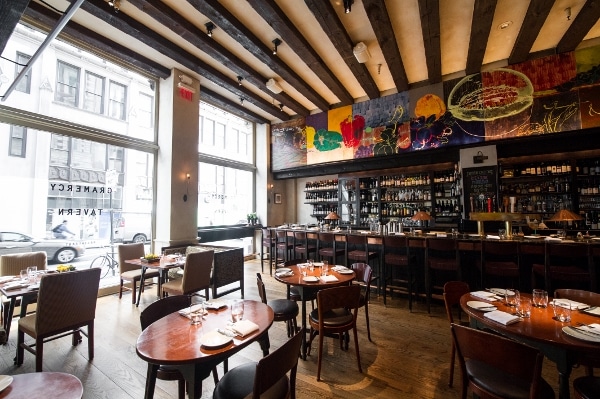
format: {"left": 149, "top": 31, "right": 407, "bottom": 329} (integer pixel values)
{"left": 503, "top": 161, "right": 572, "bottom": 177}
{"left": 501, "top": 178, "right": 571, "bottom": 195}
{"left": 380, "top": 204, "right": 431, "bottom": 218}
{"left": 378, "top": 173, "right": 432, "bottom": 187}
{"left": 434, "top": 183, "right": 461, "bottom": 198}
{"left": 304, "top": 179, "right": 339, "bottom": 191}
{"left": 578, "top": 178, "right": 600, "bottom": 195}
{"left": 380, "top": 188, "right": 432, "bottom": 202}
{"left": 433, "top": 165, "right": 460, "bottom": 183}
{"left": 311, "top": 205, "right": 338, "bottom": 217}
{"left": 304, "top": 191, "right": 338, "bottom": 203}
{"left": 434, "top": 200, "right": 461, "bottom": 215}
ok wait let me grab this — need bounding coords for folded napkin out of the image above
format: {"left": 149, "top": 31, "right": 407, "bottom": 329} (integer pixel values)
{"left": 486, "top": 235, "right": 501, "bottom": 240}
{"left": 332, "top": 265, "right": 349, "bottom": 272}
{"left": 313, "top": 262, "right": 324, "bottom": 267}
{"left": 0, "top": 276, "right": 15, "bottom": 283}
{"left": 320, "top": 275, "right": 339, "bottom": 282}
{"left": 275, "top": 271, "right": 293, "bottom": 277}
{"left": 575, "top": 323, "right": 600, "bottom": 333}
{"left": 204, "top": 300, "right": 227, "bottom": 310}
{"left": 545, "top": 237, "right": 562, "bottom": 242}
{"left": 471, "top": 291, "right": 499, "bottom": 301}
{"left": 231, "top": 320, "right": 259, "bottom": 337}
{"left": 484, "top": 310, "right": 521, "bottom": 325}
{"left": 360, "top": 231, "right": 371, "bottom": 234}
{"left": 553, "top": 299, "right": 589, "bottom": 310}
{"left": 3, "top": 282, "right": 26, "bottom": 291}
{"left": 27, "top": 284, "right": 39, "bottom": 290}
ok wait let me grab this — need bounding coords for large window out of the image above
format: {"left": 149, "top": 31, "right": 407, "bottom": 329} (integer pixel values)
{"left": 15, "top": 52, "right": 31, "bottom": 93}
{"left": 138, "top": 92, "right": 154, "bottom": 128}
{"left": 109, "top": 81, "right": 127, "bottom": 120}
{"left": 55, "top": 61, "right": 80, "bottom": 107}
{"left": 83, "top": 72, "right": 105, "bottom": 114}
{"left": 199, "top": 102, "right": 253, "bottom": 163}
{"left": 9, "top": 125, "right": 27, "bottom": 157}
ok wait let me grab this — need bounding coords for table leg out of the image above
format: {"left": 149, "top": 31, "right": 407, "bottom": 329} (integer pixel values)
{"left": 300, "top": 287, "right": 307, "bottom": 360}
{"left": 136, "top": 266, "right": 147, "bottom": 307}
{"left": 2, "top": 298, "right": 16, "bottom": 343}
{"left": 178, "top": 363, "right": 217, "bottom": 399}
{"left": 143, "top": 363, "right": 158, "bottom": 399}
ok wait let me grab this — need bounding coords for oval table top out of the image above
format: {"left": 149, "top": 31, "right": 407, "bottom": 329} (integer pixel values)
{"left": 0, "top": 372, "right": 83, "bottom": 399}
{"left": 136, "top": 299, "right": 273, "bottom": 366}
{"left": 273, "top": 264, "right": 355, "bottom": 288}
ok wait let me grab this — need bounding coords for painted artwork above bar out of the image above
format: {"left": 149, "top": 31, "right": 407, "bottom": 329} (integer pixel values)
{"left": 271, "top": 45, "right": 600, "bottom": 172}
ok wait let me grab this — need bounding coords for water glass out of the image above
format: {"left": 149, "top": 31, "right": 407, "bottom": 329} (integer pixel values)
{"left": 27, "top": 266, "right": 37, "bottom": 284}
{"left": 532, "top": 289, "right": 548, "bottom": 308}
{"left": 20, "top": 269, "right": 28, "bottom": 282}
{"left": 505, "top": 289, "right": 520, "bottom": 308}
{"left": 553, "top": 300, "right": 571, "bottom": 322}
{"left": 299, "top": 263, "right": 307, "bottom": 277}
{"left": 321, "top": 260, "right": 329, "bottom": 276}
{"left": 231, "top": 299, "right": 244, "bottom": 322}
{"left": 517, "top": 297, "right": 532, "bottom": 318}
{"left": 189, "top": 302, "right": 203, "bottom": 326}
{"left": 308, "top": 260, "right": 314, "bottom": 273}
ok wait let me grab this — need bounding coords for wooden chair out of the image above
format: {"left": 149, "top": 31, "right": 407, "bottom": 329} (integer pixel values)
{"left": 276, "top": 230, "right": 294, "bottom": 263}
{"left": 443, "top": 281, "right": 470, "bottom": 388}
{"left": 480, "top": 240, "right": 520, "bottom": 290}
{"left": 425, "top": 238, "right": 460, "bottom": 313}
{"left": 117, "top": 243, "right": 160, "bottom": 304}
{"left": 350, "top": 262, "right": 374, "bottom": 341}
{"left": 317, "top": 232, "right": 344, "bottom": 265}
{"left": 256, "top": 273, "right": 298, "bottom": 337}
{"left": 162, "top": 251, "right": 214, "bottom": 299}
{"left": 346, "top": 234, "right": 379, "bottom": 270}
{"left": 532, "top": 242, "right": 593, "bottom": 293}
{"left": 213, "top": 329, "right": 303, "bottom": 399}
{"left": 307, "top": 285, "right": 362, "bottom": 381}
{"left": 261, "top": 227, "right": 277, "bottom": 275}
{"left": 140, "top": 295, "right": 218, "bottom": 399}
{"left": 16, "top": 268, "right": 101, "bottom": 372}
{"left": 382, "top": 235, "right": 413, "bottom": 308}
{"left": 293, "top": 230, "right": 317, "bottom": 261}
{"left": 451, "top": 323, "right": 555, "bottom": 399}
{"left": 573, "top": 376, "right": 600, "bottom": 399}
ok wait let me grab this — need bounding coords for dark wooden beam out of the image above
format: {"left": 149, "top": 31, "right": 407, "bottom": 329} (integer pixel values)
{"left": 79, "top": 0, "right": 288, "bottom": 121}
{"left": 23, "top": 2, "right": 170, "bottom": 79}
{"left": 126, "top": 0, "right": 309, "bottom": 117}
{"left": 557, "top": 0, "right": 600, "bottom": 54}
{"left": 465, "top": 0, "right": 497, "bottom": 75}
{"left": 0, "top": 0, "right": 28, "bottom": 55}
{"left": 418, "top": 0, "right": 442, "bottom": 84}
{"left": 363, "top": 0, "right": 409, "bottom": 92}
{"left": 508, "top": 0, "right": 553, "bottom": 65}
{"left": 303, "top": 0, "right": 380, "bottom": 100}
{"left": 189, "top": 0, "right": 331, "bottom": 112}
{"left": 200, "top": 88, "right": 269, "bottom": 125}
{"left": 246, "top": 0, "right": 354, "bottom": 105}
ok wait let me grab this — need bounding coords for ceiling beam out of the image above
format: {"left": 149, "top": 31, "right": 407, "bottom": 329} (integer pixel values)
{"left": 508, "top": 0, "right": 553, "bottom": 65}
{"left": 200, "top": 88, "right": 269, "bottom": 125}
{"left": 0, "top": 0, "right": 29, "bottom": 55}
{"left": 245, "top": 0, "right": 354, "bottom": 105}
{"left": 189, "top": 0, "right": 330, "bottom": 112}
{"left": 557, "top": 0, "right": 600, "bottom": 54}
{"left": 418, "top": 0, "right": 442, "bottom": 84}
{"left": 363, "top": 0, "right": 409, "bottom": 92}
{"left": 126, "top": 0, "right": 309, "bottom": 117}
{"left": 23, "top": 2, "right": 170, "bottom": 79}
{"left": 79, "top": 0, "right": 289, "bottom": 121}
{"left": 465, "top": 0, "right": 497, "bottom": 75}
{"left": 304, "top": 0, "right": 380, "bottom": 100}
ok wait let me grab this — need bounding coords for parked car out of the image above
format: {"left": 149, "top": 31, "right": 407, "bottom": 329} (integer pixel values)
{"left": 113, "top": 213, "right": 152, "bottom": 244}
{"left": 0, "top": 231, "right": 86, "bottom": 263}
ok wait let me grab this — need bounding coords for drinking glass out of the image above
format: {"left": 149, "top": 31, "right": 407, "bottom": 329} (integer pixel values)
{"left": 505, "top": 289, "right": 520, "bottom": 308}
{"left": 189, "top": 301, "right": 203, "bottom": 326}
{"left": 308, "top": 260, "right": 314, "bottom": 273}
{"left": 231, "top": 299, "right": 244, "bottom": 322}
{"left": 20, "top": 270, "right": 28, "bottom": 282}
{"left": 553, "top": 300, "right": 571, "bottom": 322}
{"left": 532, "top": 289, "right": 548, "bottom": 308}
{"left": 321, "top": 260, "right": 329, "bottom": 276}
{"left": 27, "top": 266, "right": 37, "bottom": 284}
{"left": 517, "top": 297, "right": 532, "bottom": 318}
{"left": 299, "top": 263, "right": 307, "bottom": 277}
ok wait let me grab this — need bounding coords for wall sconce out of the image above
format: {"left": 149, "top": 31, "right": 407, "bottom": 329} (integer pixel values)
{"left": 343, "top": 0, "right": 354, "bottom": 13}
{"left": 473, "top": 151, "right": 488, "bottom": 164}
{"left": 353, "top": 42, "right": 370, "bottom": 63}
{"left": 266, "top": 78, "right": 283, "bottom": 94}
{"left": 183, "top": 173, "right": 190, "bottom": 202}
{"left": 205, "top": 22, "right": 215, "bottom": 37}
{"left": 565, "top": 7, "right": 571, "bottom": 21}
{"left": 272, "top": 38, "right": 282, "bottom": 55}
{"left": 237, "top": 76, "right": 243, "bottom": 86}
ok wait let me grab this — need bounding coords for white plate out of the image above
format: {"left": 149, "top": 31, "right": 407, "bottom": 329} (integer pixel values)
{"left": 277, "top": 268, "right": 291, "bottom": 273}
{"left": 562, "top": 326, "right": 600, "bottom": 343}
{"left": 0, "top": 375, "right": 12, "bottom": 392}
{"left": 302, "top": 276, "right": 319, "bottom": 282}
{"left": 488, "top": 288, "right": 515, "bottom": 296}
{"left": 338, "top": 270, "right": 354, "bottom": 275}
{"left": 200, "top": 330, "right": 233, "bottom": 348}
{"left": 312, "top": 262, "right": 324, "bottom": 267}
{"left": 467, "top": 301, "right": 497, "bottom": 312}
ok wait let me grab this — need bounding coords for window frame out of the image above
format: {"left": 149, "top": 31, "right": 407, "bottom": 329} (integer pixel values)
{"left": 108, "top": 80, "right": 127, "bottom": 120}
{"left": 55, "top": 60, "right": 81, "bottom": 107}
{"left": 9, "top": 125, "right": 27, "bottom": 157}
{"left": 15, "top": 52, "right": 32, "bottom": 94}
{"left": 83, "top": 71, "right": 105, "bottom": 115}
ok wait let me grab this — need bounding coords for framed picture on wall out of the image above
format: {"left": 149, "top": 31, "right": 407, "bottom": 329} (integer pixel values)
{"left": 274, "top": 193, "right": 282, "bottom": 204}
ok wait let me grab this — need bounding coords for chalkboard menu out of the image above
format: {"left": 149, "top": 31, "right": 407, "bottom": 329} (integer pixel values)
{"left": 462, "top": 166, "right": 498, "bottom": 216}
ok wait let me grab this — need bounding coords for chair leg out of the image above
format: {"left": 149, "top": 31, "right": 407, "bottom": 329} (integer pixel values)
{"left": 212, "top": 367, "right": 219, "bottom": 384}
{"left": 317, "top": 331, "right": 324, "bottom": 381}
{"left": 16, "top": 329, "right": 24, "bottom": 366}
{"left": 131, "top": 280, "right": 137, "bottom": 304}
{"left": 119, "top": 279, "right": 124, "bottom": 299}
{"left": 177, "top": 379, "right": 185, "bottom": 399}
{"left": 145, "top": 363, "right": 158, "bottom": 399}
{"left": 88, "top": 322, "right": 94, "bottom": 360}
{"left": 365, "top": 302, "right": 371, "bottom": 342}
{"left": 36, "top": 337, "right": 43, "bottom": 372}
{"left": 353, "top": 326, "right": 362, "bottom": 373}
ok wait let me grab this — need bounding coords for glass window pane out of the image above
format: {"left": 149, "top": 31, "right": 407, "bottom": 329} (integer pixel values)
{"left": 15, "top": 52, "right": 31, "bottom": 94}
{"left": 9, "top": 125, "right": 26, "bottom": 157}
{"left": 109, "top": 81, "right": 127, "bottom": 120}
{"left": 55, "top": 61, "right": 80, "bottom": 107}
{"left": 83, "top": 72, "right": 105, "bottom": 114}
{"left": 138, "top": 92, "right": 153, "bottom": 128}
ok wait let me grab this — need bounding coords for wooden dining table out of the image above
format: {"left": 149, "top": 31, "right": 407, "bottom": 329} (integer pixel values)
{"left": 0, "top": 372, "right": 83, "bottom": 399}
{"left": 136, "top": 299, "right": 273, "bottom": 399}
{"left": 0, "top": 277, "right": 43, "bottom": 343}
{"left": 125, "top": 257, "right": 184, "bottom": 307}
{"left": 273, "top": 263, "right": 355, "bottom": 360}
{"left": 461, "top": 292, "right": 600, "bottom": 399}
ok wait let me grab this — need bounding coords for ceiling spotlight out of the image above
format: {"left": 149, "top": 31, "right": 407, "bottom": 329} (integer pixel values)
{"left": 266, "top": 78, "right": 283, "bottom": 94}
{"left": 272, "top": 38, "right": 282, "bottom": 55}
{"left": 107, "top": 0, "right": 120, "bottom": 12}
{"left": 565, "top": 7, "right": 572, "bottom": 21}
{"left": 240, "top": 97, "right": 244, "bottom": 105}
{"left": 237, "top": 76, "right": 243, "bottom": 86}
{"left": 343, "top": 0, "right": 354, "bottom": 13}
{"left": 205, "top": 22, "right": 215, "bottom": 38}
{"left": 279, "top": 103, "right": 284, "bottom": 112}
{"left": 353, "top": 42, "right": 370, "bottom": 63}
{"left": 498, "top": 20, "right": 512, "bottom": 30}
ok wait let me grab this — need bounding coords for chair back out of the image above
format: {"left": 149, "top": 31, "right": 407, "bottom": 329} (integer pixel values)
{"left": 140, "top": 295, "right": 190, "bottom": 331}
{"left": 554, "top": 289, "right": 600, "bottom": 307}
{"left": 253, "top": 329, "right": 303, "bottom": 399}
{"left": 451, "top": 323, "right": 548, "bottom": 399}
{"left": 350, "top": 262, "right": 373, "bottom": 302}
{"left": 383, "top": 234, "right": 408, "bottom": 250}
{"left": 118, "top": 243, "right": 145, "bottom": 274}
{"left": 346, "top": 234, "right": 367, "bottom": 248}
{"left": 443, "top": 281, "right": 470, "bottom": 324}
{"left": 35, "top": 268, "right": 101, "bottom": 336}
{"left": 317, "top": 285, "right": 361, "bottom": 327}
{"left": 256, "top": 273, "right": 268, "bottom": 304}
{"left": 318, "top": 232, "right": 335, "bottom": 245}
{"left": 182, "top": 250, "right": 214, "bottom": 295}
{"left": 0, "top": 251, "right": 47, "bottom": 276}
{"left": 283, "top": 259, "right": 307, "bottom": 267}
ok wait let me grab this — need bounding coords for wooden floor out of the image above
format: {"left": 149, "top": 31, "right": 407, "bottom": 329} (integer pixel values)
{"left": 0, "top": 259, "right": 586, "bottom": 399}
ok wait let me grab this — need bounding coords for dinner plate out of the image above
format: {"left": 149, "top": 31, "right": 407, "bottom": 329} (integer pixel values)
{"left": 338, "top": 270, "right": 354, "bottom": 275}
{"left": 467, "top": 301, "right": 497, "bottom": 312}
{"left": 312, "top": 262, "right": 324, "bottom": 267}
{"left": 200, "top": 330, "right": 233, "bottom": 348}
{"left": 302, "top": 276, "right": 319, "bottom": 282}
{"left": 0, "top": 375, "right": 12, "bottom": 392}
{"left": 277, "top": 268, "right": 291, "bottom": 273}
{"left": 562, "top": 326, "right": 600, "bottom": 343}
{"left": 488, "top": 288, "right": 515, "bottom": 296}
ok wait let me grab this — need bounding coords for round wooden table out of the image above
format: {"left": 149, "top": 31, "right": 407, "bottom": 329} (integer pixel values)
{"left": 274, "top": 264, "right": 355, "bottom": 359}
{"left": 136, "top": 299, "right": 273, "bottom": 399}
{"left": 0, "top": 372, "right": 83, "bottom": 399}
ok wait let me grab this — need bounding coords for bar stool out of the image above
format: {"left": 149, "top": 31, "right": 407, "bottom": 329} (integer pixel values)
{"left": 293, "top": 230, "right": 317, "bottom": 261}
{"left": 425, "top": 238, "right": 460, "bottom": 313}
{"left": 382, "top": 235, "right": 413, "bottom": 309}
{"left": 346, "top": 234, "right": 380, "bottom": 294}
{"left": 480, "top": 240, "right": 520, "bottom": 290}
{"left": 532, "top": 242, "right": 593, "bottom": 293}
{"left": 276, "top": 230, "right": 294, "bottom": 263}
{"left": 317, "top": 232, "right": 344, "bottom": 265}
{"left": 261, "top": 227, "right": 276, "bottom": 275}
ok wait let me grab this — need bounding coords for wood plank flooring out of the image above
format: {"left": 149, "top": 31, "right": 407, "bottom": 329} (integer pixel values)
{"left": 0, "top": 259, "right": 586, "bottom": 398}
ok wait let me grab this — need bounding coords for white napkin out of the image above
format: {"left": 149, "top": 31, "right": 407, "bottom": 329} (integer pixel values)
{"left": 484, "top": 310, "right": 521, "bottom": 325}
{"left": 332, "top": 266, "right": 349, "bottom": 272}
{"left": 553, "top": 299, "right": 589, "bottom": 310}
{"left": 275, "top": 271, "right": 293, "bottom": 277}
{"left": 575, "top": 323, "right": 600, "bottom": 333}
{"left": 583, "top": 307, "right": 600, "bottom": 316}
{"left": 360, "top": 231, "right": 370, "bottom": 234}
{"left": 545, "top": 237, "right": 562, "bottom": 242}
{"left": 486, "top": 235, "right": 501, "bottom": 240}
{"left": 471, "top": 291, "right": 500, "bottom": 301}
{"left": 0, "top": 276, "right": 15, "bottom": 283}
{"left": 231, "top": 320, "right": 259, "bottom": 337}
{"left": 3, "top": 281, "right": 26, "bottom": 291}
{"left": 320, "top": 275, "right": 339, "bottom": 282}
{"left": 204, "top": 300, "right": 227, "bottom": 310}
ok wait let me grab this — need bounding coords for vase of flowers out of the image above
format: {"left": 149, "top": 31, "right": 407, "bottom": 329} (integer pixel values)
{"left": 247, "top": 213, "right": 258, "bottom": 225}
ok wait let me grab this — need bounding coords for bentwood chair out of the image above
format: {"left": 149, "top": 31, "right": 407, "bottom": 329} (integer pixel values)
{"left": 307, "top": 285, "right": 362, "bottom": 381}
{"left": 451, "top": 323, "right": 555, "bottom": 399}
{"left": 350, "top": 263, "right": 374, "bottom": 341}
{"left": 118, "top": 243, "right": 160, "bottom": 304}
{"left": 256, "top": 273, "right": 298, "bottom": 337}
{"left": 443, "top": 281, "right": 470, "bottom": 388}
{"left": 16, "top": 268, "right": 101, "bottom": 372}
{"left": 532, "top": 242, "right": 593, "bottom": 293}
{"left": 382, "top": 235, "right": 413, "bottom": 308}
{"left": 213, "top": 329, "right": 303, "bottom": 399}
{"left": 140, "top": 295, "right": 219, "bottom": 399}
{"left": 425, "top": 238, "right": 460, "bottom": 313}
{"left": 162, "top": 251, "right": 214, "bottom": 300}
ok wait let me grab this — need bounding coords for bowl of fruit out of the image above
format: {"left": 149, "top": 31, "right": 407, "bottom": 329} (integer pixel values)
{"left": 56, "top": 264, "right": 76, "bottom": 272}
{"left": 141, "top": 253, "right": 161, "bottom": 263}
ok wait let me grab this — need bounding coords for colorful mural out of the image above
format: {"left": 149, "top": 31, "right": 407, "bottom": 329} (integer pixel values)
{"left": 271, "top": 44, "right": 600, "bottom": 171}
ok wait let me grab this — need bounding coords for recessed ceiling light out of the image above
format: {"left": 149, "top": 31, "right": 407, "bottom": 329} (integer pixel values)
{"left": 498, "top": 21, "right": 513, "bottom": 30}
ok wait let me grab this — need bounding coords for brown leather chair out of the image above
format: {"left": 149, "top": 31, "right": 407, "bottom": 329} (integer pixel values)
{"left": 307, "top": 285, "right": 362, "bottom": 381}
{"left": 426, "top": 238, "right": 460, "bottom": 313}
{"left": 350, "top": 262, "right": 374, "bottom": 341}
{"left": 443, "top": 281, "right": 470, "bottom": 388}
{"left": 293, "top": 230, "right": 317, "bottom": 261}
{"left": 317, "top": 232, "right": 344, "bottom": 265}
{"left": 256, "top": 273, "right": 298, "bottom": 337}
{"left": 382, "top": 235, "right": 413, "bottom": 308}
{"left": 213, "top": 329, "right": 303, "bottom": 399}
{"left": 481, "top": 240, "right": 520, "bottom": 290}
{"left": 532, "top": 242, "right": 593, "bottom": 293}
{"left": 117, "top": 243, "right": 160, "bottom": 304}
{"left": 451, "top": 323, "right": 555, "bottom": 399}
{"left": 16, "top": 267, "right": 101, "bottom": 372}
{"left": 162, "top": 250, "right": 214, "bottom": 299}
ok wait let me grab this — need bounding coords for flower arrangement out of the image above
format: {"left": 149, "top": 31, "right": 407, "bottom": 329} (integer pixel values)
{"left": 247, "top": 212, "right": 258, "bottom": 225}
{"left": 56, "top": 264, "right": 76, "bottom": 272}
{"left": 142, "top": 253, "right": 161, "bottom": 263}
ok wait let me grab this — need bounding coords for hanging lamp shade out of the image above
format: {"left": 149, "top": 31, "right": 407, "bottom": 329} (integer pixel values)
{"left": 324, "top": 211, "right": 340, "bottom": 220}
{"left": 548, "top": 209, "right": 582, "bottom": 221}
{"left": 411, "top": 211, "right": 432, "bottom": 221}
